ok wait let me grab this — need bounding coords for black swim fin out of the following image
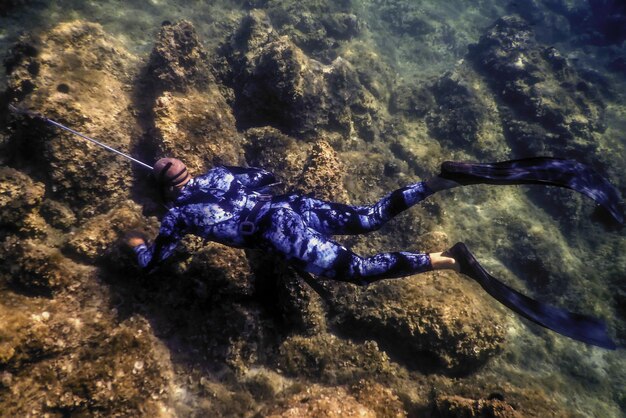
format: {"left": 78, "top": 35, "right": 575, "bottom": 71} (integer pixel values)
{"left": 448, "top": 242, "right": 617, "bottom": 349}
{"left": 439, "top": 157, "right": 624, "bottom": 224}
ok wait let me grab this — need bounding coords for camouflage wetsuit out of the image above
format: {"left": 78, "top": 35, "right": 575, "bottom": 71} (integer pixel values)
{"left": 134, "top": 166, "right": 434, "bottom": 284}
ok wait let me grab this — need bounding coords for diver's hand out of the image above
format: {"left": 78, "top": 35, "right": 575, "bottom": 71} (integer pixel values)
{"left": 124, "top": 231, "right": 146, "bottom": 248}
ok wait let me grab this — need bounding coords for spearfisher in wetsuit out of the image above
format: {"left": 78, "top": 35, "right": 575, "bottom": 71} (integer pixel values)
{"left": 129, "top": 157, "right": 624, "bottom": 349}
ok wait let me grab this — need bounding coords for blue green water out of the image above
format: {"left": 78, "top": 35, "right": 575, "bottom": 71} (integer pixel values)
{"left": 1, "top": 0, "right": 625, "bottom": 417}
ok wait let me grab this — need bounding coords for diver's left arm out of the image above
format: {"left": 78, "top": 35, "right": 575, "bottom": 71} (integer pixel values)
{"left": 132, "top": 210, "right": 184, "bottom": 271}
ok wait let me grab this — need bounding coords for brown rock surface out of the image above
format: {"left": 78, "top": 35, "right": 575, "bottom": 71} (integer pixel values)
{"left": 145, "top": 20, "right": 245, "bottom": 172}
{"left": 1, "top": 314, "right": 173, "bottom": 417}
{"left": 6, "top": 20, "right": 141, "bottom": 218}
{"left": 152, "top": 89, "right": 244, "bottom": 172}
{"left": 298, "top": 140, "right": 350, "bottom": 202}
{"left": 147, "top": 20, "right": 213, "bottom": 93}
{"left": 244, "top": 126, "right": 308, "bottom": 191}
{"left": 0, "top": 237, "right": 84, "bottom": 292}
{"left": 332, "top": 270, "right": 507, "bottom": 375}
{"left": 470, "top": 16, "right": 606, "bottom": 158}
{"left": 264, "top": 384, "right": 378, "bottom": 418}
{"left": 0, "top": 167, "right": 44, "bottom": 229}
{"left": 277, "top": 333, "right": 403, "bottom": 384}
{"left": 220, "top": 10, "right": 385, "bottom": 140}
{"left": 65, "top": 200, "right": 155, "bottom": 261}
{"left": 434, "top": 394, "right": 520, "bottom": 418}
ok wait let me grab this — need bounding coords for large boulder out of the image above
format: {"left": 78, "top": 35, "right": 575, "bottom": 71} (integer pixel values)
{"left": 244, "top": 126, "right": 308, "bottom": 191}
{"left": 425, "top": 68, "right": 509, "bottom": 159}
{"left": 434, "top": 394, "right": 520, "bottom": 418}
{"left": 263, "top": 384, "right": 394, "bottom": 418}
{"left": 263, "top": 0, "right": 362, "bottom": 62}
{"left": 144, "top": 21, "right": 245, "bottom": 173}
{"left": 469, "top": 16, "right": 606, "bottom": 158}
{"left": 0, "top": 167, "right": 44, "bottom": 230}
{"left": 65, "top": 200, "right": 155, "bottom": 261}
{"left": 298, "top": 140, "right": 350, "bottom": 202}
{"left": 219, "top": 10, "right": 384, "bottom": 140}
{"left": 0, "top": 237, "right": 85, "bottom": 292}
{"left": 277, "top": 333, "right": 403, "bottom": 384}
{"left": 331, "top": 270, "right": 507, "bottom": 375}
{"left": 6, "top": 21, "right": 141, "bottom": 218}
{"left": 1, "top": 315, "right": 172, "bottom": 417}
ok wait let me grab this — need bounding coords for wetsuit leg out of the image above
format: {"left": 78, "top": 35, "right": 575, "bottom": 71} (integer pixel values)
{"left": 292, "top": 181, "right": 435, "bottom": 235}
{"left": 256, "top": 208, "right": 432, "bottom": 284}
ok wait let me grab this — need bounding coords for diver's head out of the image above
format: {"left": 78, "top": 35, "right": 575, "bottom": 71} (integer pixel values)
{"left": 153, "top": 157, "right": 191, "bottom": 200}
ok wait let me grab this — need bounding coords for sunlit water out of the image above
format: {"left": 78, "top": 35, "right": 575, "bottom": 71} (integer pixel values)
{"left": 1, "top": 0, "right": 625, "bottom": 416}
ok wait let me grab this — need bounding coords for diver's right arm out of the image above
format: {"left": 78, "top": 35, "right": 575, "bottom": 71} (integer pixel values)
{"left": 133, "top": 209, "right": 184, "bottom": 271}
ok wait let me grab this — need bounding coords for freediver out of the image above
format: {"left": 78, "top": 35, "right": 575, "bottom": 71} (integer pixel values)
{"left": 127, "top": 157, "right": 623, "bottom": 349}
{"left": 8, "top": 104, "right": 622, "bottom": 350}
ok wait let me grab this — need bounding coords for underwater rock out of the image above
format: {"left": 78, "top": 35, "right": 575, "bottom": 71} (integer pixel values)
{"left": 277, "top": 333, "right": 403, "bottom": 384}
{"left": 332, "top": 270, "right": 506, "bottom": 375}
{"left": 0, "top": 296, "right": 63, "bottom": 369}
{"left": 426, "top": 68, "right": 507, "bottom": 158}
{"left": 248, "top": 250, "right": 327, "bottom": 334}
{"left": 147, "top": 20, "right": 213, "bottom": 92}
{"left": 145, "top": 20, "right": 245, "bottom": 173}
{"left": 244, "top": 126, "right": 309, "bottom": 190}
{"left": 175, "top": 240, "right": 256, "bottom": 298}
{"left": 0, "top": 167, "right": 44, "bottom": 230}
{"left": 5, "top": 20, "right": 141, "bottom": 218}
{"left": 2, "top": 316, "right": 172, "bottom": 417}
{"left": 39, "top": 198, "right": 77, "bottom": 231}
{"left": 263, "top": 384, "right": 380, "bottom": 418}
{"left": 0, "top": 236, "right": 84, "bottom": 292}
{"left": 566, "top": 0, "right": 626, "bottom": 46}
{"left": 470, "top": 16, "right": 605, "bottom": 158}
{"left": 220, "top": 10, "right": 384, "bottom": 140}
{"left": 263, "top": 0, "right": 362, "bottom": 62}
{"left": 389, "top": 83, "right": 434, "bottom": 118}
{"left": 350, "top": 379, "right": 406, "bottom": 418}
{"left": 245, "top": 127, "right": 350, "bottom": 201}
{"left": 298, "top": 140, "right": 350, "bottom": 202}
{"left": 377, "top": 0, "right": 436, "bottom": 37}
{"left": 109, "top": 235, "right": 268, "bottom": 375}
{"left": 152, "top": 89, "right": 245, "bottom": 172}
{"left": 434, "top": 394, "right": 520, "bottom": 418}
{"left": 65, "top": 200, "right": 155, "bottom": 261}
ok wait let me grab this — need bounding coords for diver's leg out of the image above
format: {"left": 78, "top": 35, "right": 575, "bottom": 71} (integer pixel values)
{"left": 257, "top": 208, "right": 440, "bottom": 284}
{"left": 294, "top": 181, "right": 438, "bottom": 235}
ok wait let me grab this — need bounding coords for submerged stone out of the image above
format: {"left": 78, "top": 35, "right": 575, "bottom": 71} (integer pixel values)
{"left": 0, "top": 236, "right": 84, "bottom": 292}
{"left": 434, "top": 394, "right": 520, "bottom": 418}
{"left": 0, "top": 167, "right": 44, "bottom": 230}
{"left": 151, "top": 89, "right": 245, "bottom": 172}
{"left": 220, "top": 10, "right": 385, "bottom": 140}
{"left": 277, "top": 333, "right": 404, "bottom": 384}
{"left": 144, "top": 20, "right": 245, "bottom": 174}
{"left": 263, "top": 384, "right": 383, "bottom": 418}
{"left": 65, "top": 200, "right": 153, "bottom": 261}
{"left": 6, "top": 20, "right": 141, "bottom": 218}
{"left": 470, "top": 16, "right": 606, "bottom": 158}
{"left": 331, "top": 271, "right": 507, "bottom": 375}
{"left": 147, "top": 20, "right": 213, "bottom": 92}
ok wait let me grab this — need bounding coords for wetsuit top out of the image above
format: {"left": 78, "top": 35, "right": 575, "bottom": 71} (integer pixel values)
{"left": 134, "top": 166, "right": 277, "bottom": 270}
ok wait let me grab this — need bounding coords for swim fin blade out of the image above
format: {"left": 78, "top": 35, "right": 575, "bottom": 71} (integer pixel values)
{"left": 449, "top": 242, "right": 617, "bottom": 350}
{"left": 440, "top": 157, "right": 624, "bottom": 224}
